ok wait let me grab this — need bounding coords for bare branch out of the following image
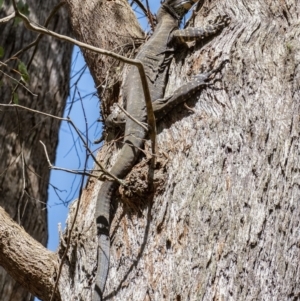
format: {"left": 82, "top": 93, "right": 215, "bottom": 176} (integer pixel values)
{"left": 145, "top": 0, "right": 156, "bottom": 31}
{"left": 0, "top": 12, "right": 15, "bottom": 23}
{"left": 131, "top": 0, "right": 148, "bottom": 15}
{"left": 10, "top": 1, "right": 157, "bottom": 168}
{"left": 0, "top": 207, "right": 60, "bottom": 301}
{"left": 0, "top": 103, "right": 124, "bottom": 184}
{"left": 5, "top": 3, "right": 64, "bottom": 61}
{"left": 131, "top": 0, "right": 156, "bottom": 31}
{"left": 49, "top": 92, "right": 91, "bottom": 301}
{"left": 0, "top": 103, "right": 65, "bottom": 120}
{"left": 7, "top": 2, "right": 66, "bottom": 98}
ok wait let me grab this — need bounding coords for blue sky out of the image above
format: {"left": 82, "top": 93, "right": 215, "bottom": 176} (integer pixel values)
{"left": 46, "top": 50, "right": 99, "bottom": 251}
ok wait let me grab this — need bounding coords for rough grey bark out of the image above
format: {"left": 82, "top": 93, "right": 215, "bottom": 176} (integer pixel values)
{"left": 50, "top": 0, "right": 300, "bottom": 299}
{"left": 0, "top": 0, "right": 72, "bottom": 300}
{"left": 91, "top": 0, "right": 300, "bottom": 300}
{"left": 1, "top": 0, "right": 300, "bottom": 300}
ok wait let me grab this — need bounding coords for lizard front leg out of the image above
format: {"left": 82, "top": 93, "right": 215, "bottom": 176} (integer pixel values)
{"left": 104, "top": 15, "right": 230, "bottom": 129}
{"left": 150, "top": 15, "right": 230, "bottom": 120}
{"left": 171, "top": 15, "right": 230, "bottom": 43}
{"left": 104, "top": 103, "right": 126, "bottom": 130}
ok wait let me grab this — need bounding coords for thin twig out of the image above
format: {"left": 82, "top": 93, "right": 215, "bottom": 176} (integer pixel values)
{"left": 40, "top": 141, "right": 98, "bottom": 178}
{"left": 0, "top": 103, "right": 123, "bottom": 184}
{"left": 10, "top": 2, "right": 157, "bottom": 168}
{"left": 0, "top": 70, "right": 37, "bottom": 96}
{"left": 67, "top": 117, "right": 124, "bottom": 185}
{"left": 145, "top": 0, "right": 155, "bottom": 31}
{"left": 132, "top": 0, "right": 156, "bottom": 31}
{"left": 49, "top": 134, "right": 89, "bottom": 301}
{"left": 132, "top": 0, "right": 148, "bottom": 15}
{"left": 6, "top": 3, "right": 65, "bottom": 62}
{"left": 0, "top": 103, "right": 65, "bottom": 120}
{"left": 117, "top": 104, "right": 148, "bottom": 131}
{"left": 8, "top": 3, "right": 66, "bottom": 98}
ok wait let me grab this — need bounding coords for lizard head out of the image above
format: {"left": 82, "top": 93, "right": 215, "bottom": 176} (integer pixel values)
{"left": 161, "top": 0, "right": 202, "bottom": 20}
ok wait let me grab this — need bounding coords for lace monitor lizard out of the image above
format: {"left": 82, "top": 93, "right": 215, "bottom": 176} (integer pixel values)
{"left": 93, "top": 1, "right": 230, "bottom": 300}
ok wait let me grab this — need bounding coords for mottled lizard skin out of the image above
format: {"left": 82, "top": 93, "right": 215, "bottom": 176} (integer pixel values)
{"left": 93, "top": 1, "right": 230, "bottom": 300}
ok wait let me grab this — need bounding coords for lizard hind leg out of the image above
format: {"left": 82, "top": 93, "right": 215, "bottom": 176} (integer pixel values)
{"left": 105, "top": 103, "right": 126, "bottom": 130}
{"left": 152, "top": 60, "right": 229, "bottom": 121}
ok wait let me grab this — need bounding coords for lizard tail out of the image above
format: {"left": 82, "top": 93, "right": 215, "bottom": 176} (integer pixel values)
{"left": 93, "top": 135, "right": 145, "bottom": 300}
{"left": 93, "top": 181, "right": 117, "bottom": 301}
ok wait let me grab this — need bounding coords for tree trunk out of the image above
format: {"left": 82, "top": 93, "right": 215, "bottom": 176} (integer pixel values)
{"left": 87, "top": 0, "right": 300, "bottom": 300}
{"left": 0, "top": 0, "right": 72, "bottom": 300}
{"left": 1, "top": 0, "right": 300, "bottom": 300}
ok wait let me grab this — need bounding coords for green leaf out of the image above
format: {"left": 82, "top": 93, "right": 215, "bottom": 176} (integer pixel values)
{"left": 0, "top": 46, "right": 4, "bottom": 58}
{"left": 18, "top": 61, "right": 30, "bottom": 83}
{"left": 13, "top": 93, "right": 19, "bottom": 104}
{"left": 0, "top": 0, "right": 4, "bottom": 9}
